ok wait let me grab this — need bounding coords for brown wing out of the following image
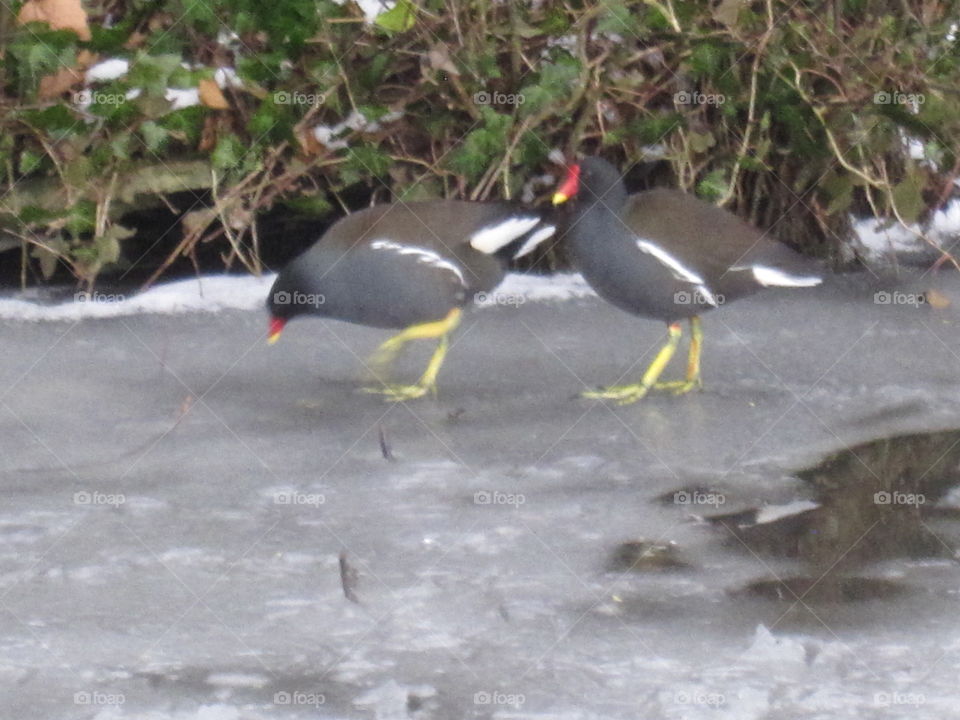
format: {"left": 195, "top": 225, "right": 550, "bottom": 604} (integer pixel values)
{"left": 622, "top": 189, "right": 818, "bottom": 295}
{"left": 621, "top": 189, "right": 768, "bottom": 276}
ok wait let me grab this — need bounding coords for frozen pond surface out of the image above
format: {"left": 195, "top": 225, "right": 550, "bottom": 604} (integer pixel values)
{"left": 2, "top": 269, "right": 960, "bottom": 719}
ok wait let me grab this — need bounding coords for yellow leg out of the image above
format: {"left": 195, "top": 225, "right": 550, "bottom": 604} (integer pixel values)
{"left": 582, "top": 322, "right": 683, "bottom": 405}
{"left": 362, "top": 308, "right": 462, "bottom": 401}
{"left": 654, "top": 316, "right": 703, "bottom": 394}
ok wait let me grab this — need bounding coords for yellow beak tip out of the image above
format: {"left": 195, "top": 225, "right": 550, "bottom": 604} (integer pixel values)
{"left": 552, "top": 192, "right": 569, "bottom": 206}
{"left": 267, "top": 333, "right": 281, "bottom": 345}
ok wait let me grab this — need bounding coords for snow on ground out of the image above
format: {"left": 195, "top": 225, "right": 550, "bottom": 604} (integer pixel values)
{"left": 0, "top": 273, "right": 595, "bottom": 322}
{"left": 854, "top": 198, "right": 960, "bottom": 262}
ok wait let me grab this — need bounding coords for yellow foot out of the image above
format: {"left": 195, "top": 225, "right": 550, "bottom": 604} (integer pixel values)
{"left": 581, "top": 384, "right": 651, "bottom": 405}
{"left": 360, "top": 383, "right": 434, "bottom": 402}
{"left": 652, "top": 378, "right": 703, "bottom": 395}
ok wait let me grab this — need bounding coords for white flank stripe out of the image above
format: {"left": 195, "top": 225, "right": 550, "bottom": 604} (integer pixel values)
{"left": 754, "top": 500, "right": 820, "bottom": 525}
{"left": 694, "top": 284, "right": 719, "bottom": 307}
{"left": 469, "top": 216, "right": 542, "bottom": 254}
{"left": 513, "top": 225, "right": 556, "bottom": 259}
{"left": 370, "top": 239, "right": 466, "bottom": 284}
{"left": 637, "top": 239, "right": 704, "bottom": 285}
{"left": 747, "top": 265, "right": 822, "bottom": 287}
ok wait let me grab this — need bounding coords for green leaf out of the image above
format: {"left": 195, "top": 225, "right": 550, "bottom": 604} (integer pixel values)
{"left": 630, "top": 114, "right": 683, "bottom": 145}
{"left": 346, "top": 144, "right": 392, "bottom": 180}
{"left": 19, "top": 149, "right": 45, "bottom": 175}
{"left": 32, "top": 238, "right": 68, "bottom": 279}
{"left": 688, "top": 130, "right": 716, "bottom": 153}
{"left": 133, "top": 93, "right": 174, "bottom": 120}
{"left": 19, "top": 205, "right": 61, "bottom": 225}
{"left": 597, "top": 0, "right": 641, "bottom": 37}
{"left": 140, "top": 122, "right": 169, "bottom": 154}
{"left": 127, "top": 54, "right": 183, "bottom": 96}
{"left": 713, "top": 0, "right": 742, "bottom": 28}
{"left": 64, "top": 157, "right": 93, "bottom": 186}
{"left": 24, "top": 104, "right": 76, "bottom": 132}
{"left": 398, "top": 179, "right": 443, "bottom": 202}
{"left": 539, "top": 8, "right": 570, "bottom": 34}
{"left": 519, "top": 56, "right": 580, "bottom": 116}
{"left": 891, "top": 171, "right": 925, "bottom": 224}
{"left": 211, "top": 134, "right": 247, "bottom": 172}
{"left": 96, "top": 224, "right": 135, "bottom": 266}
{"left": 375, "top": 0, "right": 417, "bottom": 32}
{"left": 109, "top": 132, "right": 134, "bottom": 160}
{"left": 688, "top": 42, "right": 727, "bottom": 78}
{"left": 696, "top": 168, "right": 728, "bottom": 201}
{"left": 282, "top": 195, "right": 333, "bottom": 217}
{"left": 448, "top": 107, "right": 512, "bottom": 182}
{"left": 821, "top": 173, "right": 854, "bottom": 214}
{"left": 158, "top": 107, "right": 205, "bottom": 145}
{"left": 66, "top": 201, "right": 97, "bottom": 236}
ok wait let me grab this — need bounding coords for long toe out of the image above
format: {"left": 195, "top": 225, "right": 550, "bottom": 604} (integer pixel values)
{"left": 652, "top": 379, "right": 702, "bottom": 395}
{"left": 581, "top": 384, "right": 651, "bottom": 403}
{"left": 360, "top": 383, "right": 431, "bottom": 402}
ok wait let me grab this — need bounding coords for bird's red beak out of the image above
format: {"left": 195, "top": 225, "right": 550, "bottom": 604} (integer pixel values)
{"left": 552, "top": 163, "right": 581, "bottom": 205}
{"left": 267, "top": 316, "right": 287, "bottom": 345}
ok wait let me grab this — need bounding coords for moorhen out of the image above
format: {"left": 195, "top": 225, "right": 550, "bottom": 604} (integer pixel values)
{"left": 552, "top": 156, "right": 822, "bottom": 404}
{"left": 267, "top": 200, "right": 555, "bottom": 400}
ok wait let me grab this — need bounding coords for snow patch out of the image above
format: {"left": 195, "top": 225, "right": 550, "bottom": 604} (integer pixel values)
{"left": 0, "top": 274, "right": 275, "bottom": 321}
{"left": 165, "top": 87, "right": 200, "bottom": 111}
{"left": 331, "top": 0, "right": 396, "bottom": 23}
{"left": 87, "top": 58, "right": 130, "bottom": 82}
{"left": 854, "top": 198, "right": 960, "bottom": 262}
{"left": 0, "top": 273, "right": 594, "bottom": 322}
{"left": 478, "top": 272, "right": 597, "bottom": 306}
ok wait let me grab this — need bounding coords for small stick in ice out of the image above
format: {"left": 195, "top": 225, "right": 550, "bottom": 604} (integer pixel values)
{"left": 378, "top": 423, "right": 395, "bottom": 462}
{"left": 339, "top": 551, "right": 360, "bottom": 604}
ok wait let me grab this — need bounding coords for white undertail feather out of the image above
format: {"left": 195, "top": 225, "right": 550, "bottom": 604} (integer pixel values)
{"left": 469, "top": 216, "right": 542, "bottom": 254}
{"left": 370, "top": 239, "right": 466, "bottom": 284}
{"left": 746, "top": 265, "right": 822, "bottom": 287}
{"left": 637, "top": 239, "right": 719, "bottom": 307}
{"left": 513, "top": 225, "right": 556, "bottom": 259}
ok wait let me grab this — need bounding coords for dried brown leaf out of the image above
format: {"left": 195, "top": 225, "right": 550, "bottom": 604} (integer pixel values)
{"left": 198, "top": 78, "right": 230, "bottom": 110}
{"left": 17, "top": 0, "right": 91, "bottom": 39}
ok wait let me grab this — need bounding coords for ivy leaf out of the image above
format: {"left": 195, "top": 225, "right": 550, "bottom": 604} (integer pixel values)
{"left": 519, "top": 56, "right": 580, "bottom": 116}
{"left": 19, "top": 149, "right": 45, "bottom": 175}
{"left": 448, "top": 107, "right": 512, "bottom": 182}
{"left": 697, "top": 168, "right": 728, "bottom": 201}
{"left": 398, "top": 178, "right": 443, "bottom": 202}
{"left": 31, "top": 237, "right": 69, "bottom": 279}
{"left": 63, "top": 156, "right": 93, "bottom": 186}
{"left": 712, "top": 0, "right": 742, "bottom": 29}
{"left": 211, "top": 134, "right": 247, "bottom": 172}
{"left": 283, "top": 195, "right": 333, "bottom": 217}
{"left": 66, "top": 200, "right": 97, "bottom": 235}
{"left": 597, "top": 0, "right": 641, "bottom": 37}
{"left": 140, "top": 121, "right": 168, "bottom": 153}
{"left": 127, "top": 53, "right": 182, "bottom": 96}
{"left": 375, "top": 0, "right": 416, "bottom": 33}
{"left": 688, "top": 130, "right": 716, "bottom": 153}
{"left": 346, "top": 144, "right": 392, "bottom": 180}
{"left": 891, "top": 170, "right": 925, "bottom": 224}
{"left": 95, "top": 224, "right": 135, "bottom": 266}
{"left": 821, "top": 173, "right": 854, "bottom": 214}
{"left": 689, "top": 42, "right": 726, "bottom": 78}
